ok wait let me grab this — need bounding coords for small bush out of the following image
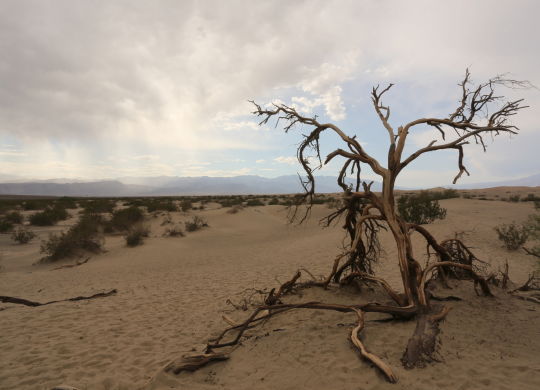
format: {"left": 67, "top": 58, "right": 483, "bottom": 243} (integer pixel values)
{"left": 40, "top": 214, "right": 104, "bottom": 261}
{"left": 268, "top": 197, "right": 280, "bottom": 205}
{"left": 227, "top": 205, "right": 243, "bottom": 214}
{"left": 125, "top": 224, "right": 149, "bottom": 247}
{"left": 29, "top": 205, "right": 69, "bottom": 226}
{"left": 163, "top": 224, "right": 184, "bottom": 237}
{"left": 109, "top": 206, "right": 144, "bottom": 231}
{"left": 245, "top": 198, "right": 265, "bottom": 207}
{"left": 22, "top": 199, "right": 50, "bottom": 211}
{"left": 0, "top": 218, "right": 14, "bottom": 233}
{"left": 11, "top": 227, "right": 36, "bottom": 244}
{"left": 509, "top": 195, "right": 520, "bottom": 203}
{"left": 185, "top": 216, "right": 208, "bottom": 232}
{"left": 495, "top": 222, "right": 529, "bottom": 250}
{"left": 180, "top": 199, "right": 193, "bottom": 212}
{"left": 397, "top": 192, "right": 447, "bottom": 224}
{"left": 4, "top": 211, "right": 23, "bottom": 224}
{"left": 82, "top": 199, "right": 115, "bottom": 214}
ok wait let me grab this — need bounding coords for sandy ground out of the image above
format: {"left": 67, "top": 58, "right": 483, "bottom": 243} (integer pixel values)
{"left": 0, "top": 196, "right": 539, "bottom": 389}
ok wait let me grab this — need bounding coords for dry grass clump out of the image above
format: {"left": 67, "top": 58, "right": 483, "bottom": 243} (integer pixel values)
{"left": 125, "top": 224, "right": 150, "bottom": 247}
{"left": 11, "top": 227, "right": 36, "bottom": 244}
{"left": 184, "top": 216, "right": 208, "bottom": 232}
{"left": 40, "top": 213, "right": 104, "bottom": 262}
{"left": 163, "top": 224, "right": 185, "bottom": 237}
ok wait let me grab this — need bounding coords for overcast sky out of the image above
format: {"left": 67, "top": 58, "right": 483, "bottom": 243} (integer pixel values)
{"left": 0, "top": 0, "right": 539, "bottom": 187}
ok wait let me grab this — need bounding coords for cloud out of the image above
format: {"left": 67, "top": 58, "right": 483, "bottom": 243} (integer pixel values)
{"left": 274, "top": 156, "right": 297, "bottom": 165}
{"left": 0, "top": 0, "right": 538, "bottom": 184}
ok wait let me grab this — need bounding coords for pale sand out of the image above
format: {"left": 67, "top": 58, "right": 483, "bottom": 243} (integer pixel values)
{"left": 0, "top": 196, "right": 539, "bottom": 389}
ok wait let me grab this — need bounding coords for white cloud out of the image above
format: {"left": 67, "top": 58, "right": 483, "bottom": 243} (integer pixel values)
{"left": 255, "top": 159, "right": 265, "bottom": 163}
{"left": 274, "top": 156, "right": 297, "bottom": 165}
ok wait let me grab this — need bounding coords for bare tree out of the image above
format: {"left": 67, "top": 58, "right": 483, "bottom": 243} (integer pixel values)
{"left": 167, "top": 70, "right": 529, "bottom": 382}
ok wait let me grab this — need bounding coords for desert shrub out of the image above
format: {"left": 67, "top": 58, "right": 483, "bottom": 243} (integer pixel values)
{"left": 508, "top": 195, "right": 520, "bottom": 203}
{"left": 494, "top": 222, "right": 530, "bottom": 250}
{"left": 180, "top": 199, "right": 193, "bottom": 212}
{"left": 125, "top": 224, "right": 149, "bottom": 247}
{"left": 219, "top": 197, "right": 243, "bottom": 208}
{"left": 40, "top": 214, "right": 104, "bottom": 261}
{"left": 29, "top": 205, "right": 69, "bottom": 226}
{"left": 535, "top": 201, "right": 540, "bottom": 210}
{"left": 245, "top": 198, "right": 265, "bottom": 207}
{"left": 0, "top": 218, "right": 14, "bottom": 233}
{"left": 397, "top": 192, "right": 447, "bottom": 225}
{"left": 4, "top": 211, "right": 23, "bottom": 224}
{"left": 56, "top": 197, "right": 78, "bottom": 209}
{"left": 109, "top": 206, "right": 144, "bottom": 231}
{"left": 184, "top": 216, "right": 208, "bottom": 232}
{"left": 146, "top": 199, "right": 178, "bottom": 212}
{"left": 227, "top": 205, "right": 243, "bottom": 214}
{"left": 82, "top": 199, "right": 115, "bottom": 214}
{"left": 11, "top": 227, "right": 36, "bottom": 244}
{"left": 163, "top": 224, "right": 185, "bottom": 237}
{"left": 268, "top": 197, "right": 280, "bottom": 205}
{"left": 22, "top": 199, "right": 51, "bottom": 211}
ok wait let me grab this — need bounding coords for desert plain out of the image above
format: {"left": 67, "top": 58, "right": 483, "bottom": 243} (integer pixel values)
{"left": 0, "top": 188, "right": 539, "bottom": 390}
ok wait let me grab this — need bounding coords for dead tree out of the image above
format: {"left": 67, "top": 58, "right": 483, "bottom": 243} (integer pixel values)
{"left": 167, "top": 70, "right": 529, "bottom": 381}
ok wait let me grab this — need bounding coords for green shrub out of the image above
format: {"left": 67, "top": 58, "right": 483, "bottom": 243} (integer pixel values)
{"left": 4, "top": 211, "right": 23, "bottom": 224}
{"left": 185, "top": 216, "right": 208, "bottom": 232}
{"left": 82, "top": 199, "right": 115, "bottom": 214}
{"left": 245, "top": 198, "right": 265, "bottom": 207}
{"left": 397, "top": 192, "right": 447, "bottom": 225}
{"left": 125, "top": 224, "right": 149, "bottom": 247}
{"left": 40, "top": 214, "right": 104, "bottom": 261}
{"left": 146, "top": 200, "right": 177, "bottom": 212}
{"left": 509, "top": 195, "right": 520, "bottom": 202}
{"left": 29, "top": 205, "right": 69, "bottom": 226}
{"left": 11, "top": 227, "right": 36, "bottom": 244}
{"left": 22, "top": 199, "right": 51, "bottom": 211}
{"left": 0, "top": 218, "right": 14, "bottom": 233}
{"left": 180, "top": 199, "right": 193, "bottom": 212}
{"left": 495, "top": 222, "right": 529, "bottom": 250}
{"left": 56, "top": 197, "right": 78, "bottom": 209}
{"left": 268, "top": 197, "right": 280, "bottom": 205}
{"left": 109, "top": 206, "right": 144, "bottom": 231}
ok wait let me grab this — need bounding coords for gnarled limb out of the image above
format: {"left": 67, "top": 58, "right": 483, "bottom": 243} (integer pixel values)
{"left": 341, "top": 272, "right": 406, "bottom": 306}
{"left": 350, "top": 308, "right": 398, "bottom": 383}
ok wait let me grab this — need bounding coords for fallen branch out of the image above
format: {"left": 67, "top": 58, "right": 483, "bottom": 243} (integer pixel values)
{"left": 51, "top": 257, "right": 90, "bottom": 271}
{"left": 0, "top": 289, "right": 117, "bottom": 307}
{"left": 164, "top": 352, "right": 230, "bottom": 374}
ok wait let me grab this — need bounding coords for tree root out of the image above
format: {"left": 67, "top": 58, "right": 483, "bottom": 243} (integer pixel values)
{"left": 350, "top": 308, "right": 398, "bottom": 383}
{"left": 401, "top": 305, "right": 447, "bottom": 369}
{"left": 164, "top": 352, "right": 230, "bottom": 374}
{"left": 51, "top": 257, "right": 90, "bottom": 271}
{"left": 0, "top": 289, "right": 117, "bottom": 307}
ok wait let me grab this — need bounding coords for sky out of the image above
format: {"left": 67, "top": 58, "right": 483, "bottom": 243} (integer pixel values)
{"left": 0, "top": 0, "right": 539, "bottom": 187}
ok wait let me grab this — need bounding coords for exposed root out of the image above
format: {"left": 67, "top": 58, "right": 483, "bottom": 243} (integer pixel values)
{"left": 164, "top": 352, "right": 230, "bottom": 374}
{"left": 0, "top": 289, "right": 117, "bottom": 307}
{"left": 349, "top": 308, "right": 398, "bottom": 383}
{"left": 51, "top": 257, "right": 90, "bottom": 271}
{"left": 401, "top": 307, "right": 445, "bottom": 369}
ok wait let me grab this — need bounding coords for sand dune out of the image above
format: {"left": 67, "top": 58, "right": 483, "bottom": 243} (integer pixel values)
{"left": 0, "top": 197, "right": 539, "bottom": 389}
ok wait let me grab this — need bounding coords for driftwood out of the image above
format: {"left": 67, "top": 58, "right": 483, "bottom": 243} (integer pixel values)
{"left": 0, "top": 289, "right": 117, "bottom": 307}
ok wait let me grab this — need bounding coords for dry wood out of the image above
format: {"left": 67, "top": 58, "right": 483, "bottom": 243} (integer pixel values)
{"left": 0, "top": 289, "right": 117, "bottom": 307}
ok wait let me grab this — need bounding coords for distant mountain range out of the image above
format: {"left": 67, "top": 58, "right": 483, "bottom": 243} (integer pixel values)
{"left": 0, "top": 173, "right": 537, "bottom": 197}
